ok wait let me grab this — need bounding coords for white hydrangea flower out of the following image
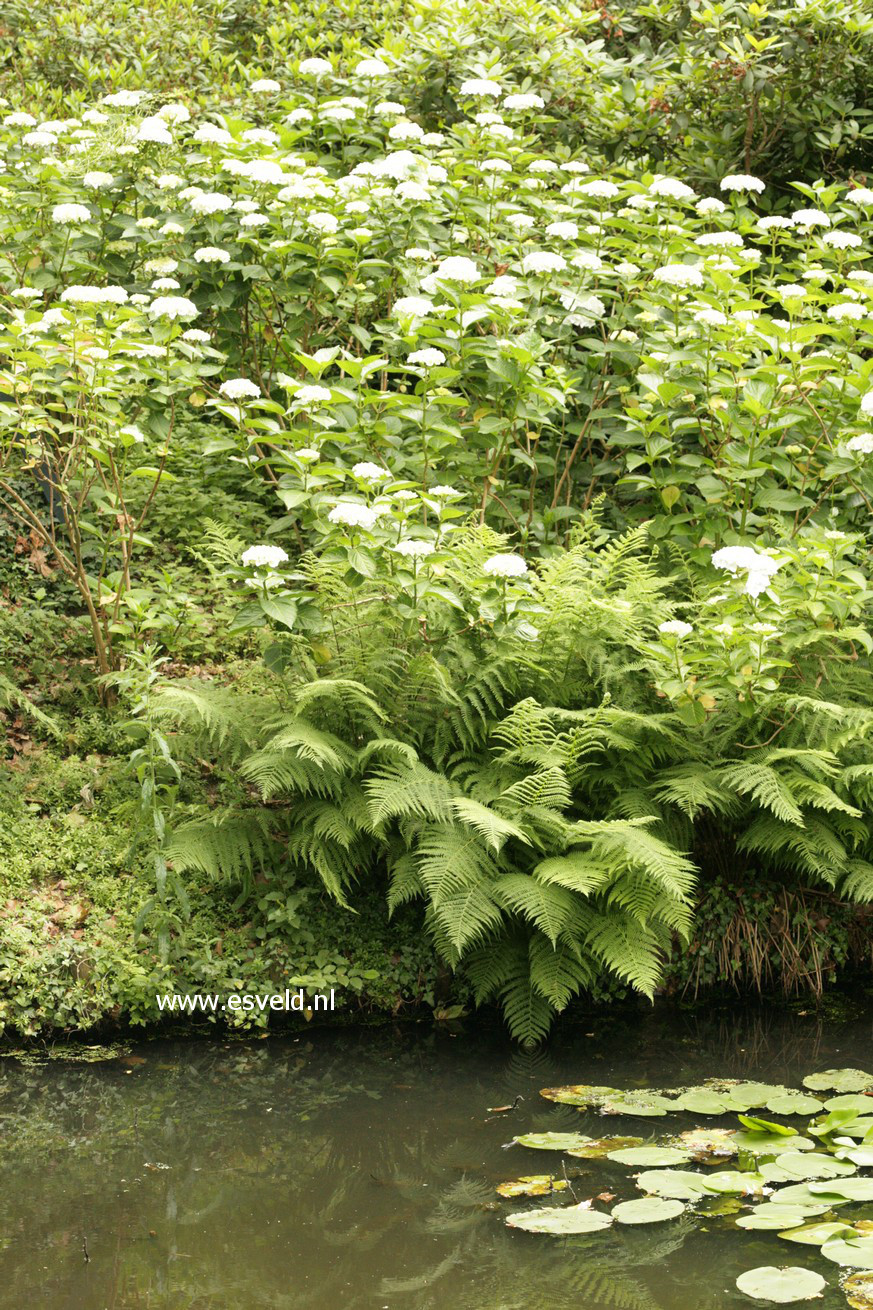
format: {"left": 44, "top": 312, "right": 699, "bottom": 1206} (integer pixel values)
{"left": 190, "top": 192, "right": 233, "bottom": 215}
{"left": 157, "top": 102, "right": 190, "bottom": 124}
{"left": 352, "top": 461, "right": 389, "bottom": 481}
{"left": 328, "top": 501, "right": 382, "bottom": 528}
{"left": 757, "top": 216, "right": 793, "bottom": 231}
{"left": 828, "top": 302, "right": 866, "bottom": 321}
{"left": 181, "top": 328, "right": 210, "bottom": 343}
{"left": 577, "top": 180, "right": 619, "bottom": 199}
{"left": 792, "top": 208, "right": 831, "bottom": 228}
{"left": 711, "top": 545, "right": 781, "bottom": 596}
{"left": 60, "top": 284, "right": 128, "bottom": 304}
{"left": 251, "top": 78, "right": 281, "bottom": 94}
{"left": 394, "top": 539, "right": 435, "bottom": 557}
{"left": 405, "top": 247, "right": 435, "bottom": 262}
{"left": 194, "top": 247, "right": 231, "bottom": 264}
{"left": 299, "top": 56, "right": 333, "bottom": 77}
{"left": 649, "top": 177, "right": 695, "bottom": 201}
{"left": 653, "top": 263, "right": 704, "bottom": 288}
{"left": 389, "top": 120, "right": 424, "bottom": 141}
{"left": 459, "top": 77, "right": 502, "bottom": 97}
{"left": 393, "top": 295, "right": 435, "bottom": 318}
{"left": 545, "top": 220, "right": 578, "bottom": 240}
{"left": 503, "top": 92, "right": 544, "bottom": 110}
{"left": 137, "top": 117, "right": 173, "bottom": 145}
{"left": 52, "top": 203, "right": 90, "bottom": 224}
{"left": 483, "top": 553, "right": 528, "bottom": 577}
{"left": 859, "top": 391, "right": 873, "bottom": 418}
{"left": 292, "top": 384, "right": 332, "bottom": 406}
{"left": 695, "top": 231, "right": 744, "bottom": 248}
{"left": 4, "top": 112, "right": 37, "bottom": 127}
{"left": 242, "top": 544, "right": 288, "bottom": 568}
{"left": 658, "top": 620, "right": 693, "bottom": 638}
{"left": 193, "top": 123, "right": 233, "bottom": 146}
{"left": 847, "top": 433, "right": 873, "bottom": 454}
{"left": 408, "top": 348, "right": 446, "bottom": 367}
{"left": 82, "top": 170, "right": 114, "bottom": 189}
{"left": 432, "top": 254, "right": 480, "bottom": 283}
{"left": 720, "top": 174, "right": 765, "bottom": 193}
{"left": 102, "top": 89, "right": 148, "bottom": 107}
{"left": 219, "top": 377, "right": 260, "bottom": 400}
{"left": 846, "top": 187, "right": 873, "bottom": 206}
{"left": 430, "top": 484, "right": 461, "bottom": 497}
{"left": 295, "top": 447, "right": 321, "bottom": 461}
{"left": 822, "top": 230, "right": 862, "bottom": 249}
{"left": 522, "top": 251, "right": 567, "bottom": 274}
{"left": 694, "top": 308, "right": 727, "bottom": 327}
{"left": 307, "top": 211, "right": 339, "bottom": 233}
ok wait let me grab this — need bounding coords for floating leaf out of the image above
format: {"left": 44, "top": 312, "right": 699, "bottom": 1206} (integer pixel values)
{"left": 779, "top": 1222, "right": 859, "bottom": 1246}
{"left": 776, "top": 1183, "right": 852, "bottom": 1209}
{"left": 539, "top": 1085, "right": 618, "bottom": 1107}
{"left": 506, "top": 1203, "right": 614, "bottom": 1235}
{"left": 762, "top": 1153, "right": 857, "bottom": 1183}
{"left": 612, "top": 1197, "right": 685, "bottom": 1225}
{"left": 735, "top": 1265, "right": 826, "bottom": 1303}
{"left": 566, "top": 1136, "right": 643, "bottom": 1159}
{"left": 599, "top": 1093, "right": 676, "bottom": 1118}
{"left": 844, "top": 1271, "right": 873, "bottom": 1309}
{"left": 636, "top": 1168, "right": 713, "bottom": 1199}
{"left": 803, "top": 1071, "right": 873, "bottom": 1094}
{"left": 676, "top": 1089, "right": 731, "bottom": 1115}
{"left": 674, "top": 1127, "right": 738, "bottom": 1161}
{"left": 705, "top": 1170, "right": 765, "bottom": 1196}
{"left": 835, "top": 1148, "right": 873, "bottom": 1168}
{"left": 810, "top": 1180, "right": 873, "bottom": 1202}
{"left": 607, "top": 1146, "right": 692, "bottom": 1167}
{"left": 767, "top": 1093, "right": 825, "bottom": 1117}
{"left": 726, "top": 1084, "right": 793, "bottom": 1111}
{"left": 739, "top": 1114, "right": 798, "bottom": 1136}
{"left": 824, "top": 1096, "right": 873, "bottom": 1115}
{"left": 514, "top": 1132, "right": 592, "bottom": 1152}
{"left": 496, "top": 1176, "right": 570, "bottom": 1199}
{"left": 822, "top": 1237, "right": 873, "bottom": 1269}
{"left": 735, "top": 1131, "right": 815, "bottom": 1157}
{"left": 738, "top": 1206, "right": 828, "bottom": 1232}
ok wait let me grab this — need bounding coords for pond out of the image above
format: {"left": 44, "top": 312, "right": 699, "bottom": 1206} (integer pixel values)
{"left": 1, "top": 1005, "right": 872, "bottom": 1309}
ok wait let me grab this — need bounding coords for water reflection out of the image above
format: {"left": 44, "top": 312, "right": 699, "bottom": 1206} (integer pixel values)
{"left": 0, "top": 1004, "right": 870, "bottom": 1309}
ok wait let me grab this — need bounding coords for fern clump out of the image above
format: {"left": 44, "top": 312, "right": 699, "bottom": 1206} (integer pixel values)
{"left": 157, "top": 508, "right": 873, "bottom": 1041}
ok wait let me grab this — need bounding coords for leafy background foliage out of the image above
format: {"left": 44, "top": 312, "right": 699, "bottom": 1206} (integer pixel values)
{"left": 2, "top": 0, "right": 873, "bottom": 1042}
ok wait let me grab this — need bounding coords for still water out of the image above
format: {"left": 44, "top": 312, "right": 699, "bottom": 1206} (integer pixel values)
{"left": 1, "top": 1005, "right": 871, "bottom": 1309}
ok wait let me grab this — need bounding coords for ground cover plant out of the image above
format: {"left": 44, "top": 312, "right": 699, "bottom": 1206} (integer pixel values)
{"left": 2, "top": 0, "right": 873, "bottom": 1042}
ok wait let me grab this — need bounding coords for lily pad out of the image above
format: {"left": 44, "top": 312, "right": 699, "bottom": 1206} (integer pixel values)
{"left": 735, "top": 1265, "right": 826, "bottom": 1303}
{"left": 599, "top": 1093, "right": 676, "bottom": 1118}
{"left": 606, "top": 1146, "right": 692, "bottom": 1167}
{"left": 767, "top": 1093, "right": 825, "bottom": 1117}
{"left": 824, "top": 1096, "right": 873, "bottom": 1115}
{"left": 514, "top": 1132, "right": 592, "bottom": 1152}
{"left": 844, "top": 1271, "right": 873, "bottom": 1309}
{"left": 705, "top": 1170, "right": 765, "bottom": 1196}
{"left": 835, "top": 1148, "right": 873, "bottom": 1168}
{"left": 822, "top": 1237, "right": 873, "bottom": 1269}
{"left": 736, "top": 1131, "right": 815, "bottom": 1157}
{"left": 761, "top": 1153, "right": 857, "bottom": 1183}
{"left": 738, "top": 1206, "right": 828, "bottom": 1232}
{"left": 496, "top": 1176, "right": 570, "bottom": 1199}
{"left": 676, "top": 1089, "right": 731, "bottom": 1115}
{"left": 674, "top": 1127, "right": 738, "bottom": 1161}
{"left": 727, "top": 1084, "right": 793, "bottom": 1111}
{"left": 506, "top": 1203, "right": 614, "bottom": 1235}
{"left": 539, "top": 1085, "right": 619, "bottom": 1108}
{"left": 775, "top": 1183, "right": 851, "bottom": 1209}
{"left": 809, "top": 1180, "right": 873, "bottom": 1202}
{"left": 612, "top": 1197, "right": 685, "bottom": 1225}
{"left": 636, "top": 1168, "right": 713, "bottom": 1199}
{"left": 566, "top": 1136, "right": 643, "bottom": 1159}
{"left": 779, "top": 1222, "right": 859, "bottom": 1246}
{"left": 803, "top": 1071, "right": 873, "bottom": 1094}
